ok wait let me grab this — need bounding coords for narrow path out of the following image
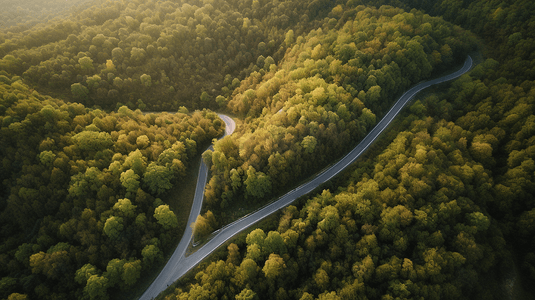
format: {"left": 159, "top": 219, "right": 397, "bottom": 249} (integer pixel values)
{"left": 139, "top": 56, "right": 473, "bottom": 300}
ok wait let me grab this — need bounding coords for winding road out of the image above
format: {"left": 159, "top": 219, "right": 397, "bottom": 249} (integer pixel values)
{"left": 139, "top": 56, "right": 473, "bottom": 300}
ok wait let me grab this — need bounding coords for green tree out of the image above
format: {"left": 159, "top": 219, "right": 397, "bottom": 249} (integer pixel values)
{"left": 262, "top": 254, "right": 285, "bottom": 280}
{"left": 136, "top": 135, "right": 150, "bottom": 148}
{"left": 467, "top": 212, "right": 490, "bottom": 232}
{"left": 246, "top": 229, "right": 266, "bottom": 247}
{"left": 216, "top": 95, "right": 227, "bottom": 107}
{"left": 0, "top": 277, "right": 17, "bottom": 298}
{"left": 470, "top": 141, "right": 494, "bottom": 165}
{"left": 120, "top": 170, "right": 140, "bottom": 194}
{"left": 79, "top": 56, "right": 94, "bottom": 70}
{"left": 200, "top": 91, "right": 211, "bottom": 103}
{"left": 361, "top": 108, "right": 376, "bottom": 130}
{"left": 154, "top": 204, "right": 178, "bottom": 230}
{"left": 230, "top": 168, "right": 242, "bottom": 191}
{"left": 111, "top": 47, "right": 124, "bottom": 62}
{"left": 7, "top": 293, "right": 28, "bottom": 300}
{"left": 103, "top": 216, "right": 124, "bottom": 239}
{"left": 71, "top": 83, "right": 89, "bottom": 100}
{"left": 244, "top": 166, "right": 272, "bottom": 200}
{"left": 84, "top": 275, "right": 109, "bottom": 300}
{"left": 366, "top": 85, "right": 381, "bottom": 103}
{"left": 140, "top": 74, "right": 152, "bottom": 87}
{"left": 72, "top": 131, "right": 113, "bottom": 152}
{"left": 113, "top": 77, "right": 124, "bottom": 89}
{"left": 264, "top": 231, "right": 286, "bottom": 255}
{"left": 130, "top": 47, "right": 146, "bottom": 65}
{"left": 141, "top": 244, "right": 161, "bottom": 265}
{"left": 202, "top": 149, "right": 213, "bottom": 166}
{"left": 236, "top": 288, "right": 257, "bottom": 300}
{"left": 122, "top": 260, "right": 142, "bottom": 286}
{"left": 227, "top": 243, "right": 241, "bottom": 265}
{"left": 285, "top": 30, "right": 295, "bottom": 47}
{"left": 235, "top": 258, "right": 258, "bottom": 286}
{"left": 75, "top": 263, "right": 99, "bottom": 284}
{"left": 86, "top": 75, "right": 101, "bottom": 90}
{"left": 39, "top": 150, "right": 56, "bottom": 166}
{"left": 193, "top": 214, "right": 213, "bottom": 240}
{"left": 0, "top": 55, "right": 22, "bottom": 74}
{"left": 264, "top": 56, "right": 275, "bottom": 69}
{"left": 14, "top": 243, "right": 33, "bottom": 267}
{"left": 104, "top": 258, "right": 125, "bottom": 286}
{"left": 29, "top": 250, "right": 71, "bottom": 280}
{"left": 314, "top": 269, "right": 329, "bottom": 290}
{"left": 301, "top": 136, "right": 317, "bottom": 154}
{"left": 143, "top": 163, "right": 174, "bottom": 195}
{"left": 113, "top": 198, "right": 136, "bottom": 218}
{"left": 353, "top": 255, "right": 375, "bottom": 281}
{"left": 318, "top": 205, "right": 340, "bottom": 232}
{"left": 124, "top": 149, "right": 146, "bottom": 175}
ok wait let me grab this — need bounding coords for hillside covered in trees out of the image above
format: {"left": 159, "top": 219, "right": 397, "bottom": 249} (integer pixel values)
{"left": 0, "top": 76, "right": 225, "bottom": 299}
{"left": 0, "top": 0, "right": 344, "bottom": 111}
{"left": 170, "top": 0, "right": 535, "bottom": 299}
{"left": 0, "top": 0, "right": 95, "bottom": 31}
{"left": 1, "top": 0, "right": 535, "bottom": 300}
{"left": 200, "top": 4, "right": 475, "bottom": 226}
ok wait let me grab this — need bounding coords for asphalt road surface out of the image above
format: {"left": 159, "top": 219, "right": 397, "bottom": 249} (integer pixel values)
{"left": 139, "top": 113, "right": 235, "bottom": 300}
{"left": 139, "top": 56, "right": 472, "bottom": 300}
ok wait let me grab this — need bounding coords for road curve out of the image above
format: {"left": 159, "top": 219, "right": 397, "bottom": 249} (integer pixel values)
{"left": 139, "top": 113, "right": 235, "bottom": 300}
{"left": 139, "top": 56, "right": 472, "bottom": 300}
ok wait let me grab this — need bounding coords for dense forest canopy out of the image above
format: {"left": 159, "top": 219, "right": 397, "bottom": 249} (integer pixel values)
{"left": 0, "top": 75, "right": 224, "bottom": 300}
{"left": 0, "top": 0, "right": 342, "bottom": 111}
{"left": 0, "top": 0, "right": 95, "bottom": 31}
{"left": 1, "top": 0, "right": 535, "bottom": 300}
{"left": 201, "top": 4, "right": 475, "bottom": 220}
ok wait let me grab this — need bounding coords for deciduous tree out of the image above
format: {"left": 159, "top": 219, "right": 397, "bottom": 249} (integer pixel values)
{"left": 154, "top": 204, "right": 178, "bottom": 230}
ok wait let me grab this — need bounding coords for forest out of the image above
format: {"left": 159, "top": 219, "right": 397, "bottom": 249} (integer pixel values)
{"left": 0, "top": 0, "right": 95, "bottom": 31}
{"left": 0, "top": 0, "right": 534, "bottom": 300}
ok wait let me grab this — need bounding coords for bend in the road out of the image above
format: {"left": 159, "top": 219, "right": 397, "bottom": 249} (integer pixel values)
{"left": 139, "top": 56, "right": 472, "bottom": 300}
{"left": 139, "top": 113, "right": 236, "bottom": 300}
